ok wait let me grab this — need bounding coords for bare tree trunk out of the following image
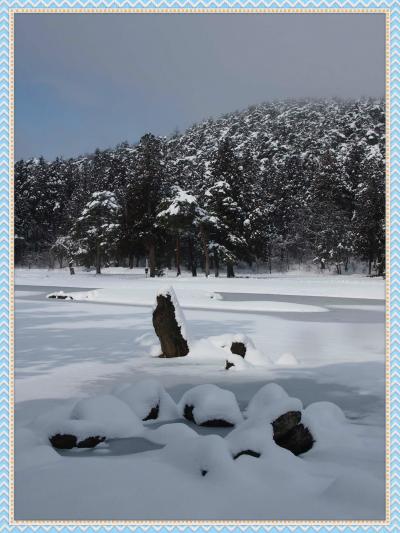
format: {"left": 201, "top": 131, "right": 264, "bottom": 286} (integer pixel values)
{"left": 200, "top": 226, "right": 210, "bottom": 277}
{"left": 176, "top": 236, "right": 181, "bottom": 276}
{"left": 148, "top": 242, "right": 156, "bottom": 278}
{"left": 95, "top": 244, "right": 101, "bottom": 274}
{"left": 227, "top": 262, "right": 235, "bottom": 278}
{"left": 128, "top": 253, "right": 134, "bottom": 269}
{"left": 214, "top": 250, "right": 219, "bottom": 278}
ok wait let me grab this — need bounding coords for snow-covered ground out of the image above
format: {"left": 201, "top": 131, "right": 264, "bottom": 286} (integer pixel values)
{"left": 14, "top": 268, "right": 386, "bottom": 520}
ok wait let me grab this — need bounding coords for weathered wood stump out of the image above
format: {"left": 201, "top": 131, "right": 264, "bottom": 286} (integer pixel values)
{"left": 152, "top": 292, "right": 189, "bottom": 357}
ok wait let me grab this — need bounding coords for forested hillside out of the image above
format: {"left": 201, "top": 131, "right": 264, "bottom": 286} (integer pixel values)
{"left": 15, "top": 98, "right": 385, "bottom": 277}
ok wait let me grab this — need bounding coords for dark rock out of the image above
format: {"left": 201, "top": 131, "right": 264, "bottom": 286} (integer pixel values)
{"left": 152, "top": 293, "right": 189, "bottom": 357}
{"left": 200, "top": 419, "right": 234, "bottom": 428}
{"left": 143, "top": 404, "right": 159, "bottom": 421}
{"left": 77, "top": 435, "right": 106, "bottom": 448}
{"left": 49, "top": 434, "right": 77, "bottom": 449}
{"left": 201, "top": 469, "right": 208, "bottom": 476}
{"left": 183, "top": 404, "right": 234, "bottom": 427}
{"left": 225, "top": 360, "right": 235, "bottom": 370}
{"left": 274, "top": 424, "right": 314, "bottom": 456}
{"left": 233, "top": 449, "right": 261, "bottom": 460}
{"left": 272, "top": 411, "right": 302, "bottom": 440}
{"left": 183, "top": 404, "right": 195, "bottom": 423}
{"left": 230, "top": 341, "right": 246, "bottom": 358}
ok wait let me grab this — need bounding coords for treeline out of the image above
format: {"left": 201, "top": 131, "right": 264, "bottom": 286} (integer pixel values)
{"left": 15, "top": 98, "right": 385, "bottom": 277}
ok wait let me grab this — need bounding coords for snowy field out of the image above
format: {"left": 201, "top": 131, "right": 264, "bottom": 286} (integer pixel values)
{"left": 14, "top": 268, "right": 386, "bottom": 521}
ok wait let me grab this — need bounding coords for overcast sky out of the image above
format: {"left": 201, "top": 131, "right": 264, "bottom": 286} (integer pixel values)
{"left": 15, "top": 13, "right": 385, "bottom": 160}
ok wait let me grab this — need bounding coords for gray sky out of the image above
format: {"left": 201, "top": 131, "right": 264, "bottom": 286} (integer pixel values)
{"left": 15, "top": 13, "right": 385, "bottom": 160}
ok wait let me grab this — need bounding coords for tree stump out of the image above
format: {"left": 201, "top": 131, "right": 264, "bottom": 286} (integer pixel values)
{"left": 152, "top": 292, "right": 189, "bottom": 357}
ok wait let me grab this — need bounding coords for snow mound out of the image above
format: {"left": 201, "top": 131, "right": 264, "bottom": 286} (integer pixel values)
{"left": 226, "top": 419, "right": 276, "bottom": 458}
{"left": 178, "top": 384, "right": 243, "bottom": 426}
{"left": 15, "top": 427, "right": 61, "bottom": 472}
{"left": 113, "top": 379, "right": 179, "bottom": 421}
{"left": 187, "top": 338, "right": 249, "bottom": 369}
{"left": 162, "top": 433, "right": 234, "bottom": 478}
{"left": 71, "top": 394, "right": 143, "bottom": 439}
{"left": 144, "top": 423, "right": 198, "bottom": 445}
{"left": 302, "top": 401, "right": 355, "bottom": 450}
{"left": 246, "top": 383, "right": 303, "bottom": 422}
{"left": 275, "top": 352, "right": 300, "bottom": 366}
{"left": 207, "top": 333, "right": 270, "bottom": 366}
{"left": 46, "top": 291, "right": 73, "bottom": 300}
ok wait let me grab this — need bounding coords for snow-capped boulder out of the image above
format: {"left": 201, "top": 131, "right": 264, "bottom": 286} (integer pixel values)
{"left": 47, "top": 291, "right": 73, "bottom": 300}
{"left": 179, "top": 384, "right": 243, "bottom": 427}
{"left": 143, "top": 422, "right": 198, "bottom": 446}
{"left": 272, "top": 410, "right": 302, "bottom": 440}
{"left": 246, "top": 383, "right": 314, "bottom": 456}
{"left": 302, "top": 401, "right": 354, "bottom": 451}
{"left": 227, "top": 419, "right": 275, "bottom": 460}
{"left": 113, "top": 379, "right": 178, "bottom": 421}
{"left": 152, "top": 287, "right": 189, "bottom": 358}
{"left": 71, "top": 394, "right": 143, "bottom": 439}
{"left": 246, "top": 383, "right": 303, "bottom": 422}
{"left": 46, "top": 419, "right": 107, "bottom": 449}
{"left": 274, "top": 424, "right": 314, "bottom": 456}
{"left": 162, "top": 433, "right": 234, "bottom": 478}
{"left": 208, "top": 333, "right": 266, "bottom": 365}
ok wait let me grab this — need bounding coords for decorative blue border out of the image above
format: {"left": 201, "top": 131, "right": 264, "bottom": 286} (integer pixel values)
{"left": 1, "top": 3, "right": 397, "bottom": 532}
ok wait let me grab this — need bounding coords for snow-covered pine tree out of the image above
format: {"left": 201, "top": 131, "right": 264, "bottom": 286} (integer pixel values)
{"left": 71, "top": 191, "right": 120, "bottom": 274}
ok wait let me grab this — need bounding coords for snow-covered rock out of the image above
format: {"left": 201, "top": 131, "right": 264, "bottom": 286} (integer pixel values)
{"left": 71, "top": 394, "right": 143, "bottom": 439}
{"left": 144, "top": 423, "right": 198, "bottom": 446}
{"left": 246, "top": 383, "right": 303, "bottom": 422}
{"left": 113, "top": 379, "right": 179, "bottom": 421}
{"left": 226, "top": 419, "right": 276, "bottom": 459}
{"left": 207, "top": 333, "right": 268, "bottom": 366}
{"left": 46, "top": 419, "right": 107, "bottom": 449}
{"left": 303, "top": 401, "right": 355, "bottom": 450}
{"left": 162, "top": 433, "right": 234, "bottom": 478}
{"left": 179, "top": 384, "right": 243, "bottom": 427}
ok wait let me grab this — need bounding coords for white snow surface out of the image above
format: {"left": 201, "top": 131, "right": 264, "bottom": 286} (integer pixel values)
{"left": 14, "top": 268, "right": 385, "bottom": 520}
